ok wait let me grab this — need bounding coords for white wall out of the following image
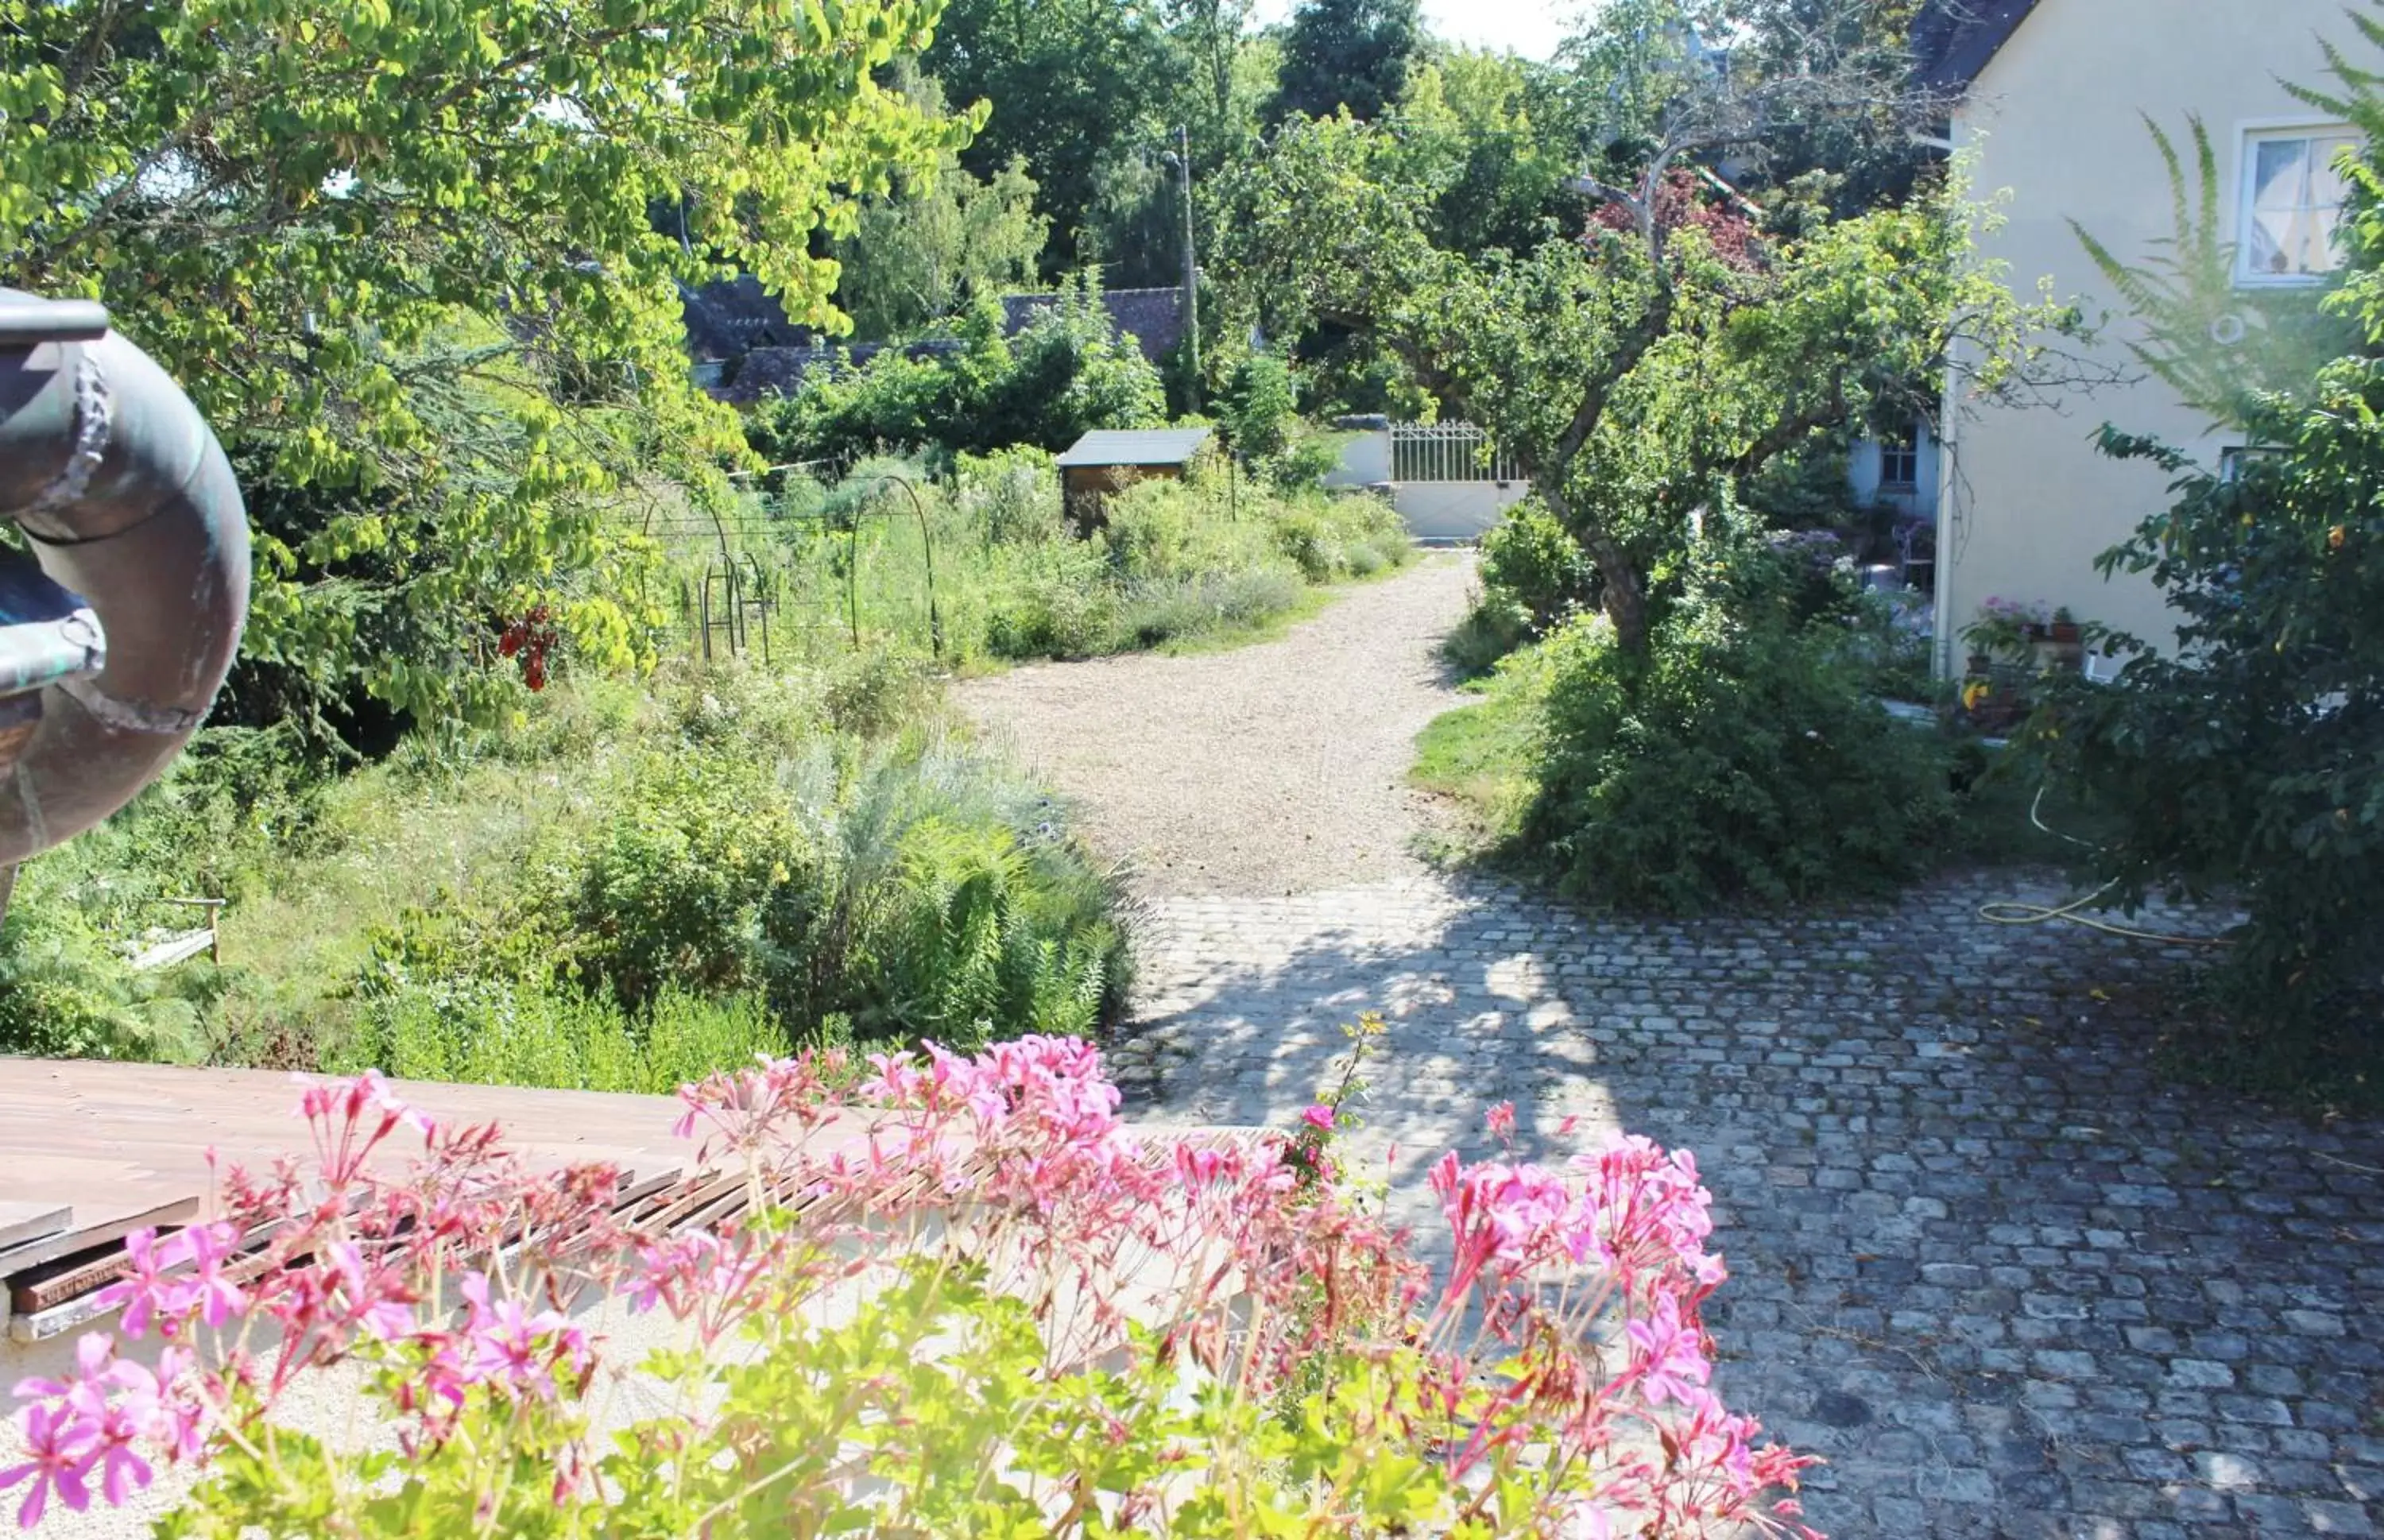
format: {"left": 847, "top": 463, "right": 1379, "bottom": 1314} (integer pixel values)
{"left": 1392, "top": 482, "right": 1531, "bottom": 540}
{"left": 1935, "top": 0, "right": 2359, "bottom": 672}
{"left": 1323, "top": 429, "right": 1391, "bottom": 488}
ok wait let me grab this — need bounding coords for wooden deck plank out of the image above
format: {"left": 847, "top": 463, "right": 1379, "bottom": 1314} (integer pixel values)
{"left": 0, "top": 1201, "right": 69, "bottom": 1252}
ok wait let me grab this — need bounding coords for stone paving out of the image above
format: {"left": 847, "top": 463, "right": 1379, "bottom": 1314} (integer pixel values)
{"left": 1109, "top": 868, "right": 2384, "bottom": 1539}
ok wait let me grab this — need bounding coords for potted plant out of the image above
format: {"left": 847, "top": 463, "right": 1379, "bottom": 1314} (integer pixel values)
{"left": 1961, "top": 597, "right": 2048, "bottom": 666}
{"left": 2047, "top": 606, "right": 2082, "bottom": 644}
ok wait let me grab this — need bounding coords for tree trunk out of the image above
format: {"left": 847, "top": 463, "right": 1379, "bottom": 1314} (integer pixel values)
{"left": 1538, "top": 476, "right": 1652, "bottom": 656}
{"left": 1580, "top": 528, "right": 1651, "bottom": 656}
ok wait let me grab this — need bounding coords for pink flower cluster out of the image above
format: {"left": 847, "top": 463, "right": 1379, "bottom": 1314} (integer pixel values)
{"left": 0, "top": 1337, "right": 199, "bottom": 1527}
{"left": 1421, "top": 1121, "right": 1813, "bottom": 1531}
{"left": 2, "top": 1047, "right": 1818, "bottom": 1538}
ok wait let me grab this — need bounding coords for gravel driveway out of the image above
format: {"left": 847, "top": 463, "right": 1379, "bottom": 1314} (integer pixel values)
{"left": 955, "top": 555, "right": 1477, "bottom": 896}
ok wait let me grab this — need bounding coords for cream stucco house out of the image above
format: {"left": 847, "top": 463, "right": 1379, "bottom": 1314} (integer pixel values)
{"left": 1915, "top": 0, "right": 2366, "bottom": 673}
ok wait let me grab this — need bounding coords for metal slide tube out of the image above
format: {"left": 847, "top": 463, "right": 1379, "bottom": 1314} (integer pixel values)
{"left": 0, "top": 289, "right": 250, "bottom": 861}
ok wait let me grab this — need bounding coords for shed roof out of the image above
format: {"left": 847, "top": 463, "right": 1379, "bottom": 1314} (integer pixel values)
{"left": 1910, "top": 0, "right": 2043, "bottom": 91}
{"left": 1055, "top": 427, "right": 1214, "bottom": 468}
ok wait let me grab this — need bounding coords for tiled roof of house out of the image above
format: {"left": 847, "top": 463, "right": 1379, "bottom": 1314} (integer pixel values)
{"left": 694, "top": 283, "right": 1187, "bottom": 402}
{"left": 1000, "top": 288, "right": 1187, "bottom": 366}
{"left": 1054, "top": 426, "right": 1214, "bottom": 468}
{"left": 1910, "top": 0, "right": 2043, "bottom": 90}
{"left": 679, "top": 275, "right": 807, "bottom": 362}
{"left": 713, "top": 339, "right": 964, "bottom": 405}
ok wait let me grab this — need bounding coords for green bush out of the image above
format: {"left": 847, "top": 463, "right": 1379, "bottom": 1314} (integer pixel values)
{"left": 0, "top": 869, "right": 213, "bottom": 1063}
{"left": 1219, "top": 353, "right": 1298, "bottom": 462}
{"left": 952, "top": 445, "right": 1064, "bottom": 546}
{"left": 822, "top": 650, "right": 938, "bottom": 738}
{"left": 1523, "top": 553, "right": 1957, "bottom": 912}
{"left": 1479, "top": 497, "right": 1596, "bottom": 633}
{"left": 549, "top": 755, "right": 816, "bottom": 1010}
{"left": 1114, "top": 569, "right": 1306, "bottom": 648}
{"left": 749, "top": 453, "right": 1399, "bottom": 667}
{"left": 749, "top": 278, "right": 1166, "bottom": 469}
{"left": 2026, "top": 64, "right": 2384, "bottom": 1051}
{"left": 963, "top": 469, "right": 1403, "bottom": 660}
{"left": 1441, "top": 593, "right": 1536, "bottom": 679}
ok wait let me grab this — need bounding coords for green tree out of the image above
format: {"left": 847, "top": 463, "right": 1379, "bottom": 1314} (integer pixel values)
{"left": 1213, "top": 111, "right": 2054, "bottom": 652}
{"left": 752, "top": 276, "right": 1165, "bottom": 466}
{"left": 922, "top": 0, "right": 1176, "bottom": 274}
{"left": 1265, "top": 0, "right": 1421, "bottom": 124}
{"left": 1386, "top": 52, "right": 1588, "bottom": 258}
{"left": 2, "top": 0, "right": 966, "bottom": 729}
{"left": 834, "top": 78, "right": 1050, "bottom": 340}
{"left": 1556, "top": 0, "right": 1934, "bottom": 212}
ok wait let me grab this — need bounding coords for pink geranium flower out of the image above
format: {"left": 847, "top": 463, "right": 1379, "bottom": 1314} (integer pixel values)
{"left": 1301, "top": 1104, "right": 1335, "bottom": 1132}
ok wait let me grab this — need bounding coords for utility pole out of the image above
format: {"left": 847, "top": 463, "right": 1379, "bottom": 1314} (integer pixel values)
{"left": 1175, "top": 124, "right": 1200, "bottom": 412}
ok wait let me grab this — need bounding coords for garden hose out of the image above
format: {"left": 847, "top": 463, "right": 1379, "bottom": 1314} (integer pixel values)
{"left": 1976, "top": 787, "right": 2232, "bottom": 947}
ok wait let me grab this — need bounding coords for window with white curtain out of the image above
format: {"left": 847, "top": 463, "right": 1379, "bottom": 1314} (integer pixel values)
{"left": 2239, "top": 126, "right": 2361, "bottom": 284}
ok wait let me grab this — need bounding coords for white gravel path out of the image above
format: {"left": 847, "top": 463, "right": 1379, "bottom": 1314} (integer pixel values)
{"left": 956, "top": 554, "right": 1478, "bottom": 896}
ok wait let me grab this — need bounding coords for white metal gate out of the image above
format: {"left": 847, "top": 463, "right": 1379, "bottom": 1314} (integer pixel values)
{"left": 1385, "top": 423, "right": 1527, "bottom": 539}
{"left": 1389, "top": 422, "right": 1521, "bottom": 484}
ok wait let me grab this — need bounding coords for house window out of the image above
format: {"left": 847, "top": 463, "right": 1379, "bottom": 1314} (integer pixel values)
{"left": 1879, "top": 430, "right": 1920, "bottom": 491}
{"left": 2239, "top": 126, "right": 2361, "bottom": 283}
{"left": 2219, "top": 445, "right": 2282, "bottom": 482}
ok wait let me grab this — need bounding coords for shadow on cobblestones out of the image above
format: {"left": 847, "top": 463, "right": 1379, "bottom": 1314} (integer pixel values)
{"left": 1111, "top": 867, "right": 2384, "bottom": 1540}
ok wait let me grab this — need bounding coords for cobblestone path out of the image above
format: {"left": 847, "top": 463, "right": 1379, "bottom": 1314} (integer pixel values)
{"left": 1110, "top": 871, "right": 2384, "bottom": 1539}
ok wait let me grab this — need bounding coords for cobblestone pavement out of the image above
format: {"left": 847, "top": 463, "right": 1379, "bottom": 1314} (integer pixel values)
{"left": 1109, "top": 869, "right": 2384, "bottom": 1539}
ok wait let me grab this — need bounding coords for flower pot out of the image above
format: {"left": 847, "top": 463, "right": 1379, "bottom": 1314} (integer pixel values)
{"left": 1966, "top": 652, "right": 1992, "bottom": 676}
{"left": 2048, "top": 622, "right": 2081, "bottom": 645}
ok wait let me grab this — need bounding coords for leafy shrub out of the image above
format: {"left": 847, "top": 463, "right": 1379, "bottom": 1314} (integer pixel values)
{"left": 2037, "top": 417, "right": 2384, "bottom": 1035}
{"left": 545, "top": 755, "right": 815, "bottom": 1010}
{"left": 822, "top": 649, "right": 936, "bottom": 738}
{"left": 805, "top": 742, "right": 1130, "bottom": 1047}
{"left": 1113, "top": 569, "right": 1306, "bottom": 648}
{"left": 463, "top": 722, "right": 1133, "bottom": 1056}
{"left": 965, "top": 470, "right": 1401, "bottom": 660}
{"left": 1479, "top": 497, "right": 1596, "bottom": 633}
{"left": 864, "top": 818, "right": 1117, "bottom": 1043}
{"left": 1218, "top": 352, "right": 1298, "bottom": 462}
{"left": 1441, "top": 590, "right": 1536, "bottom": 679}
{"left": 983, "top": 570, "right": 1122, "bottom": 658}
{"left": 1261, "top": 428, "right": 1346, "bottom": 491}
{"left": 2026, "top": 60, "right": 2384, "bottom": 1047}
{"left": 13, "top": 1051, "right": 1816, "bottom": 1538}
{"left": 952, "top": 445, "right": 1063, "bottom": 545}
{"left": 0, "top": 870, "right": 212, "bottom": 1064}
{"left": 1737, "top": 436, "right": 1859, "bottom": 532}
{"left": 1524, "top": 550, "right": 1957, "bottom": 911}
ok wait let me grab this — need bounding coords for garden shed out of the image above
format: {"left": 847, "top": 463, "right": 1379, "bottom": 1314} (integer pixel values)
{"left": 1055, "top": 426, "right": 1214, "bottom": 531}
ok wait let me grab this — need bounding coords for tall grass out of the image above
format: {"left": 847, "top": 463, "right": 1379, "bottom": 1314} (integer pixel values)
{"left": 331, "top": 982, "right": 785, "bottom": 1095}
